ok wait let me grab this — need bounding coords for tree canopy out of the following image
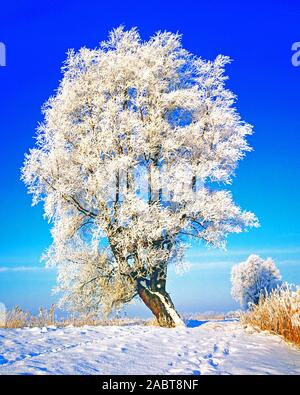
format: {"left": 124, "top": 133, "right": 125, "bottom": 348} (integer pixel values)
{"left": 22, "top": 27, "right": 258, "bottom": 326}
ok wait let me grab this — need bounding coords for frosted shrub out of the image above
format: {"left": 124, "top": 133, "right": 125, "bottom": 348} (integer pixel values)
{"left": 242, "top": 284, "right": 300, "bottom": 347}
{"left": 231, "top": 254, "right": 282, "bottom": 309}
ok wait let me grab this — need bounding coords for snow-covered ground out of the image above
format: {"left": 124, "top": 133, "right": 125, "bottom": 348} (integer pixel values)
{"left": 0, "top": 320, "right": 300, "bottom": 375}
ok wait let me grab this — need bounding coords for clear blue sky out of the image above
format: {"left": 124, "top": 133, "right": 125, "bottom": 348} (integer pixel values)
{"left": 0, "top": 0, "right": 299, "bottom": 316}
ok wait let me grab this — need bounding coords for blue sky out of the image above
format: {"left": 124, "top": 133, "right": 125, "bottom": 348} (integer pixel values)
{"left": 0, "top": 0, "right": 299, "bottom": 316}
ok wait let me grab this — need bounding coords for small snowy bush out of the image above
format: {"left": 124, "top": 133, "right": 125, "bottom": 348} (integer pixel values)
{"left": 231, "top": 254, "right": 282, "bottom": 309}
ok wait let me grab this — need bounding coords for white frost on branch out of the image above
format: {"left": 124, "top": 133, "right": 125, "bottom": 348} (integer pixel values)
{"left": 22, "top": 26, "right": 259, "bottom": 315}
{"left": 153, "top": 292, "right": 185, "bottom": 327}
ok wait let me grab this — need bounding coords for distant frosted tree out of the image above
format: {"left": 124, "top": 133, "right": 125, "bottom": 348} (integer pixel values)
{"left": 22, "top": 27, "right": 258, "bottom": 327}
{"left": 231, "top": 254, "right": 282, "bottom": 309}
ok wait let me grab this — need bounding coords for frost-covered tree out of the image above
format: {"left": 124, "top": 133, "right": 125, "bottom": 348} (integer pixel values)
{"left": 22, "top": 27, "right": 258, "bottom": 327}
{"left": 231, "top": 254, "right": 282, "bottom": 309}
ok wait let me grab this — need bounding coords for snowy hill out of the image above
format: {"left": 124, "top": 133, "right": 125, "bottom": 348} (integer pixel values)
{"left": 1, "top": 320, "right": 300, "bottom": 375}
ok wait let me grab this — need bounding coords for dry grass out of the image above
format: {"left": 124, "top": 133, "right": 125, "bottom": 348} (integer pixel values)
{"left": 0, "top": 306, "right": 243, "bottom": 329}
{"left": 242, "top": 285, "right": 300, "bottom": 347}
{"left": 0, "top": 305, "right": 145, "bottom": 329}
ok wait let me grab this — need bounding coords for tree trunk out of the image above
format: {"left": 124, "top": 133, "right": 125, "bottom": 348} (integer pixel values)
{"left": 137, "top": 267, "right": 184, "bottom": 328}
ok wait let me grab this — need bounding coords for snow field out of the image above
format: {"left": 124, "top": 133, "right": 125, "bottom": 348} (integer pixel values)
{"left": 1, "top": 320, "right": 300, "bottom": 375}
